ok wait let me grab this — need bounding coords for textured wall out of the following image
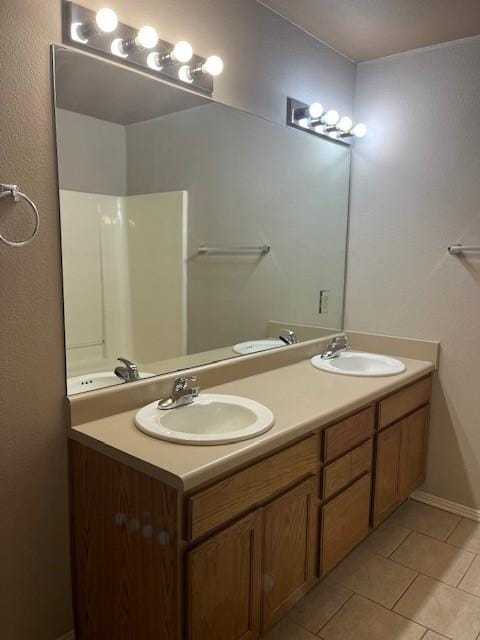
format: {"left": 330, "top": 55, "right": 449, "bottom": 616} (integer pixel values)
{"left": 346, "top": 37, "right": 480, "bottom": 509}
{"left": 0, "top": 1, "right": 355, "bottom": 638}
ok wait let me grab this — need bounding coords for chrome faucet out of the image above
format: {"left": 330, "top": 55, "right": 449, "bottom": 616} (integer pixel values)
{"left": 114, "top": 357, "right": 140, "bottom": 382}
{"left": 279, "top": 329, "right": 299, "bottom": 345}
{"left": 158, "top": 376, "right": 200, "bottom": 410}
{"left": 321, "top": 335, "right": 350, "bottom": 360}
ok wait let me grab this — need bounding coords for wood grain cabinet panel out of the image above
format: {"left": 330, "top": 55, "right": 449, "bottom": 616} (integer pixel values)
{"left": 187, "top": 510, "right": 263, "bottom": 640}
{"left": 323, "top": 439, "right": 373, "bottom": 500}
{"left": 187, "top": 435, "right": 319, "bottom": 541}
{"left": 399, "top": 406, "right": 430, "bottom": 500}
{"left": 373, "top": 406, "right": 430, "bottom": 527}
{"left": 320, "top": 474, "right": 371, "bottom": 576}
{"left": 378, "top": 376, "right": 431, "bottom": 430}
{"left": 261, "top": 477, "right": 318, "bottom": 632}
{"left": 323, "top": 407, "right": 374, "bottom": 463}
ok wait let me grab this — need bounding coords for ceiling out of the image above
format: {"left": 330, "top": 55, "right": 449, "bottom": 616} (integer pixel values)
{"left": 258, "top": 0, "right": 480, "bottom": 62}
{"left": 54, "top": 46, "right": 210, "bottom": 125}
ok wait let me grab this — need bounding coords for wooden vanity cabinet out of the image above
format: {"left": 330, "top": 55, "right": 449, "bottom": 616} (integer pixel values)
{"left": 373, "top": 380, "right": 431, "bottom": 527}
{"left": 69, "top": 373, "right": 433, "bottom": 640}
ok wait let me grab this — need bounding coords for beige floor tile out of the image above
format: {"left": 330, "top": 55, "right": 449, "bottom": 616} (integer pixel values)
{"left": 319, "top": 594, "right": 425, "bottom": 640}
{"left": 263, "top": 617, "right": 318, "bottom": 640}
{"left": 328, "top": 547, "right": 417, "bottom": 608}
{"left": 389, "top": 501, "right": 461, "bottom": 541}
{"left": 459, "top": 555, "right": 480, "bottom": 597}
{"left": 448, "top": 519, "right": 480, "bottom": 554}
{"left": 360, "top": 520, "right": 411, "bottom": 557}
{"left": 394, "top": 575, "right": 480, "bottom": 640}
{"left": 288, "top": 576, "right": 352, "bottom": 633}
{"left": 391, "top": 531, "right": 474, "bottom": 586}
{"left": 423, "top": 632, "right": 450, "bottom": 640}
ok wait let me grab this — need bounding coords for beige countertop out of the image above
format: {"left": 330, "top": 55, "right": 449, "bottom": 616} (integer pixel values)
{"left": 69, "top": 355, "right": 434, "bottom": 492}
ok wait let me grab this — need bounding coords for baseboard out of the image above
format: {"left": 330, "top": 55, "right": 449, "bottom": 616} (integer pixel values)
{"left": 412, "top": 490, "right": 480, "bottom": 522}
{"left": 56, "top": 632, "right": 75, "bottom": 640}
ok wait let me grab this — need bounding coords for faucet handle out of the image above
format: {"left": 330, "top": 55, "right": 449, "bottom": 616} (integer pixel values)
{"left": 173, "top": 375, "right": 197, "bottom": 393}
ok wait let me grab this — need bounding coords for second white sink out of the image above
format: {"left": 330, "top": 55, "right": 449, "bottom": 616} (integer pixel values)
{"left": 311, "top": 351, "right": 406, "bottom": 377}
{"left": 135, "top": 394, "right": 275, "bottom": 445}
{"left": 233, "top": 339, "right": 284, "bottom": 355}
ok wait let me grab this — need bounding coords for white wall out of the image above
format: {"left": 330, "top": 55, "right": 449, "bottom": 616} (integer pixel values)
{"left": 347, "top": 37, "right": 480, "bottom": 509}
{"left": 127, "top": 103, "right": 350, "bottom": 352}
{"left": 56, "top": 109, "right": 127, "bottom": 195}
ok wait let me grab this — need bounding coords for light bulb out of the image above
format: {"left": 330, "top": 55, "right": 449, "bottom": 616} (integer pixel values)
{"left": 352, "top": 122, "right": 368, "bottom": 138}
{"left": 308, "top": 102, "right": 324, "bottom": 119}
{"left": 202, "top": 55, "right": 224, "bottom": 76}
{"left": 178, "top": 65, "right": 193, "bottom": 84}
{"left": 298, "top": 118, "right": 309, "bottom": 128}
{"left": 338, "top": 116, "right": 353, "bottom": 133}
{"left": 328, "top": 130, "right": 339, "bottom": 139}
{"left": 172, "top": 41, "right": 193, "bottom": 63}
{"left": 111, "top": 38, "right": 128, "bottom": 58}
{"left": 324, "top": 110, "right": 340, "bottom": 126}
{"left": 96, "top": 8, "right": 118, "bottom": 33}
{"left": 71, "top": 22, "right": 88, "bottom": 43}
{"left": 136, "top": 26, "right": 159, "bottom": 49}
{"left": 147, "top": 52, "right": 163, "bottom": 71}
{"left": 314, "top": 124, "right": 325, "bottom": 134}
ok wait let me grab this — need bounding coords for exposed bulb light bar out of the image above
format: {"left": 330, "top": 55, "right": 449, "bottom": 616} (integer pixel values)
{"left": 65, "top": 1, "right": 223, "bottom": 94}
{"left": 287, "top": 97, "right": 368, "bottom": 144}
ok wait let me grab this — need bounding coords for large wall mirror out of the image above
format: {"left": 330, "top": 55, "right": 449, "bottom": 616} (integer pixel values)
{"left": 53, "top": 45, "right": 351, "bottom": 395}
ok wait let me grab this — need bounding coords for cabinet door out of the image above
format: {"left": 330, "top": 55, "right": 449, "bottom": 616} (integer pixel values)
{"left": 399, "top": 406, "right": 429, "bottom": 501}
{"left": 262, "top": 477, "right": 318, "bottom": 632}
{"left": 187, "top": 510, "right": 262, "bottom": 640}
{"left": 321, "top": 474, "right": 371, "bottom": 576}
{"left": 373, "top": 422, "right": 402, "bottom": 527}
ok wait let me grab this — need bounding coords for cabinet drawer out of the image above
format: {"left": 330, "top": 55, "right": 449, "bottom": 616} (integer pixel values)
{"left": 323, "top": 406, "right": 374, "bottom": 463}
{"left": 378, "top": 376, "right": 432, "bottom": 430}
{"left": 187, "top": 435, "right": 319, "bottom": 541}
{"left": 323, "top": 439, "right": 373, "bottom": 500}
{"left": 321, "top": 474, "right": 371, "bottom": 576}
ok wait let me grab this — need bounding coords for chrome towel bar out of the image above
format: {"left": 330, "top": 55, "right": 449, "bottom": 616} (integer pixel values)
{"left": 0, "top": 183, "right": 40, "bottom": 247}
{"left": 448, "top": 244, "right": 480, "bottom": 256}
{"left": 198, "top": 244, "right": 271, "bottom": 256}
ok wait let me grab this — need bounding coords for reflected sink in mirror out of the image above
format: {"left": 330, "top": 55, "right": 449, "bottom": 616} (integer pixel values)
{"left": 67, "top": 371, "right": 154, "bottom": 395}
{"left": 233, "top": 339, "right": 284, "bottom": 355}
{"left": 135, "top": 394, "right": 275, "bottom": 445}
{"left": 311, "top": 351, "right": 406, "bottom": 377}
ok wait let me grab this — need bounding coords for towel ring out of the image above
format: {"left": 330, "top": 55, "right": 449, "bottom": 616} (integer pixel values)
{"left": 0, "top": 184, "right": 40, "bottom": 247}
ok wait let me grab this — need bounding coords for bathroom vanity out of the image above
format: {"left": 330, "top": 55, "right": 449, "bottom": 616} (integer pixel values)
{"left": 68, "top": 357, "right": 433, "bottom": 640}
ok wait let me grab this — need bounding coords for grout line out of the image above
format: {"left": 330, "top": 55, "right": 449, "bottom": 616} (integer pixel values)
{"left": 455, "top": 551, "right": 477, "bottom": 587}
{"left": 315, "top": 590, "right": 355, "bottom": 635}
{"left": 390, "top": 570, "right": 419, "bottom": 610}
{"left": 445, "top": 517, "right": 463, "bottom": 544}
{"left": 386, "top": 528, "right": 413, "bottom": 558}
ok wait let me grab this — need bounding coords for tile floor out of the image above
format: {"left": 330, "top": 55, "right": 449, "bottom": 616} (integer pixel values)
{"left": 264, "top": 500, "right": 480, "bottom": 640}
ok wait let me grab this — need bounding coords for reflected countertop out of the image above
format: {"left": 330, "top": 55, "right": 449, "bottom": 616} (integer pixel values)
{"left": 69, "top": 354, "right": 434, "bottom": 493}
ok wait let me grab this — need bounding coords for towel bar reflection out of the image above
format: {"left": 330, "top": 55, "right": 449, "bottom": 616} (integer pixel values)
{"left": 0, "top": 183, "right": 40, "bottom": 247}
{"left": 448, "top": 244, "right": 480, "bottom": 256}
{"left": 198, "top": 244, "right": 271, "bottom": 256}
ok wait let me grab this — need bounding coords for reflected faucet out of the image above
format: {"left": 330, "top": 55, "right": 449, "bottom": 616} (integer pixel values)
{"left": 279, "top": 329, "right": 299, "bottom": 345}
{"left": 114, "top": 357, "right": 140, "bottom": 382}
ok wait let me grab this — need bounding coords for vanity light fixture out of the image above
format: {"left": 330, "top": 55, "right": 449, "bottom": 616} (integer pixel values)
{"left": 287, "top": 97, "right": 368, "bottom": 145}
{"left": 64, "top": 1, "right": 223, "bottom": 94}
{"left": 71, "top": 7, "right": 118, "bottom": 43}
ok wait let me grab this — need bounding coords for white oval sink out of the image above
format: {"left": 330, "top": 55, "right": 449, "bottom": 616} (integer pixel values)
{"left": 135, "top": 393, "right": 275, "bottom": 445}
{"left": 67, "top": 371, "right": 154, "bottom": 395}
{"left": 233, "top": 339, "right": 284, "bottom": 355}
{"left": 311, "top": 351, "right": 406, "bottom": 377}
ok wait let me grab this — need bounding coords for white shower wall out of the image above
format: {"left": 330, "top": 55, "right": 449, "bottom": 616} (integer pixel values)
{"left": 60, "top": 189, "right": 186, "bottom": 377}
